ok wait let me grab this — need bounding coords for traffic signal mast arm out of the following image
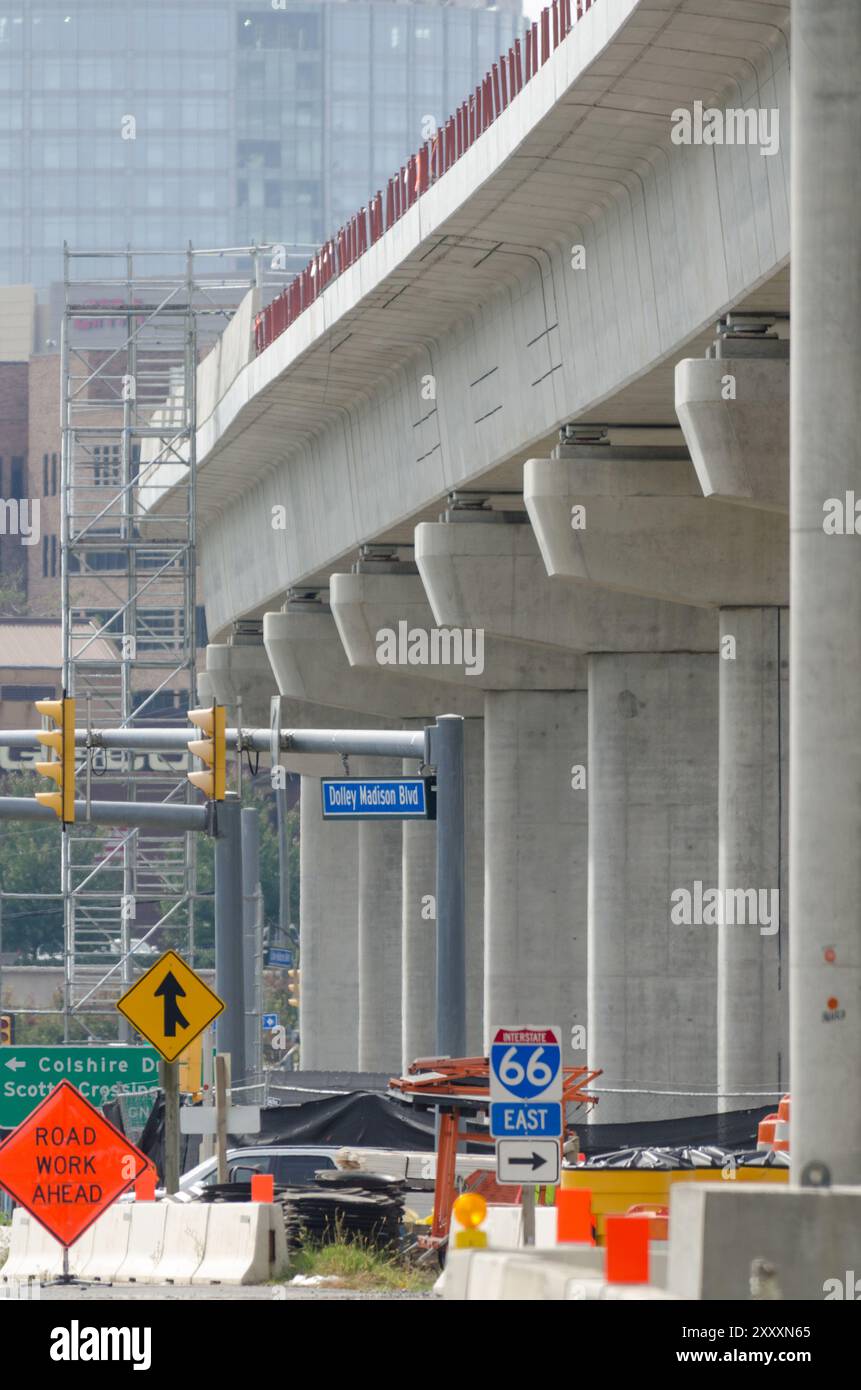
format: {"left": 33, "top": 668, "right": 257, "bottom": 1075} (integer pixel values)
{"left": 1, "top": 725, "right": 426, "bottom": 757}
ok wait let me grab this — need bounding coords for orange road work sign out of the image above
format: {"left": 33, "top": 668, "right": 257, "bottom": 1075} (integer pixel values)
{"left": 0, "top": 1079, "right": 150, "bottom": 1247}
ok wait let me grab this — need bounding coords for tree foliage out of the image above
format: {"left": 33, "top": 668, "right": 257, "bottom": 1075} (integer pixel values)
{"left": 0, "top": 567, "right": 27, "bottom": 617}
{"left": 0, "top": 771, "right": 63, "bottom": 959}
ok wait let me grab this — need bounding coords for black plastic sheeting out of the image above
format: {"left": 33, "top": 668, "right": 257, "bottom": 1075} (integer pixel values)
{"left": 230, "top": 1091, "right": 435, "bottom": 1151}
{"left": 105, "top": 1091, "right": 776, "bottom": 1183}
{"left": 108, "top": 1090, "right": 436, "bottom": 1182}
{"left": 103, "top": 1093, "right": 199, "bottom": 1186}
{"left": 573, "top": 1104, "right": 777, "bottom": 1158}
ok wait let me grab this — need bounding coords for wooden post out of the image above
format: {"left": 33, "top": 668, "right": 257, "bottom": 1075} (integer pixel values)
{"left": 215, "top": 1052, "right": 230, "bottom": 1184}
{"left": 521, "top": 1182, "right": 536, "bottom": 1247}
{"left": 200, "top": 1024, "right": 215, "bottom": 1162}
{"left": 161, "top": 1060, "right": 180, "bottom": 1195}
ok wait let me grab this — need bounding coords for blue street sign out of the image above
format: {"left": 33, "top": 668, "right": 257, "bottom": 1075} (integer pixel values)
{"left": 490, "top": 1102, "right": 563, "bottom": 1139}
{"left": 267, "top": 947, "right": 294, "bottom": 968}
{"left": 262, "top": 1013, "right": 279, "bottom": 1029}
{"left": 321, "top": 776, "right": 435, "bottom": 820}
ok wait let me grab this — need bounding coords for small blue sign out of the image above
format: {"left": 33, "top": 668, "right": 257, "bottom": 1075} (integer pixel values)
{"left": 262, "top": 1013, "right": 279, "bottom": 1029}
{"left": 321, "top": 777, "right": 434, "bottom": 820}
{"left": 267, "top": 947, "right": 294, "bottom": 968}
{"left": 490, "top": 1102, "right": 563, "bottom": 1139}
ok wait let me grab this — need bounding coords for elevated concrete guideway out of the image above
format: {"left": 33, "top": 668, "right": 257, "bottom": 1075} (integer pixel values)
{"left": 150, "top": 0, "right": 791, "bottom": 638}
{"left": 124, "top": 0, "right": 861, "bottom": 1286}
{"left": 151, "top": 0, "right": 802, "bottom": 1132}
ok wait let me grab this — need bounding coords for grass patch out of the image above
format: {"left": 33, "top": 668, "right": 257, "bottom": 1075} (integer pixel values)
{"left": 284, "top": 1239, "right": 436, "bottom": 1293}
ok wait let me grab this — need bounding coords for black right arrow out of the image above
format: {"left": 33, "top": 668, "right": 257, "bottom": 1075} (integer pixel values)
{"left": 508, "top": 1152, "right": 548, "bottom": 1171}
{"left": 154, "top": 970, "right": 190, "bottom": 1038}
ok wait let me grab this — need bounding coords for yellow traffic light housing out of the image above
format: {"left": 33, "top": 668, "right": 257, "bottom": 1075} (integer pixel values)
{"left": 287, "top": 968, "right": 301, "bottom": 1009}
{"left": 0, "top": 1013, "right": 13, "bottom": 1046}
{"left": 35, "top": 696, "right": 76, "bottom": 823}
{"left": 187, "top": 703, "right": 227, "bottom": 800}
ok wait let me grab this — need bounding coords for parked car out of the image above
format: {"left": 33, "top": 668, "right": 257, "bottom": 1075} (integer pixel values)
{"left": 180, "top": 1146, "right": 340, "bottom": 1194}
{"left": 176, "top": 1145, "right": 485, "bottom": 1219}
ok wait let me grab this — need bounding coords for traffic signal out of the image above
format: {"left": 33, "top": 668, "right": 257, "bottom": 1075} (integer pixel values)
{"left": 0, "top": 1014, "right": 13, "bottom": 1045}
{"left": 186, "top": 703, "right": 227, "bottom": 800}
{"left": 35, "top": 696, "right": 76, "bottom": 823}
{"left": 287, "top": 968, "right": 301, "bottom": 1009}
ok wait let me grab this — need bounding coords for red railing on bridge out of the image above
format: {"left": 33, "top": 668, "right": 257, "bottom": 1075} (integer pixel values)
{"left": 254, "top": 0, "right": 597, "bottom": 356}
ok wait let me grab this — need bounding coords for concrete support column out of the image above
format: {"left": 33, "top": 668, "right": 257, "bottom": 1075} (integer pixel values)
{"left": 483, "top": 690, "right": 587, "bottom": 1065}
{"left": 401, "top": 813, "right": 435, "bottom": 1066}
{"left": 299, "top": 774, "right": 359, "bottom": 1069}
{"left": 463, "top": 718, "right": 485, "bottom": 1057}
{"left": 791, "top": 0, "right": 861, "bottom": 1183}
{"left": 401, "top": 721, "right": 436, "bottom": 1068}
{"left": 718, "top": 608, "right": 788, "bottom": 1109}
{"left": 357, "top": 756, "right": 403, "bottom": 1072}
{"left": 415, "top": 515, "right": 718, "bottom": 1093}
{"left": 265, "top": 604, "right": 412, "bottom": 1073}
{"left": 400, "top": 715, "right": 484, "bottom": 1069}
{"left": 588, "top": 654, "right": 718, "bottom": 1122}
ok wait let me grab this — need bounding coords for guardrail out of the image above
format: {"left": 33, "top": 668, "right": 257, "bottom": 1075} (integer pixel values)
{"left": 254, "top": 0, "right": 597, "bottom": 355}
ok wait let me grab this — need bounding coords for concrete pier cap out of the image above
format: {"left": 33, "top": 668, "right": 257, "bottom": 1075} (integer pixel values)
{"left": 207, "top": 626, "right": 375, "bottom": 775}
{"left": 675, "top": 316, "right": 789, "bottom": 514}
{"left": 524, "top": 443, "right": 788, "bottom": 608}
{"left": 205, "top": 624, "right": 278, "bottom": 726}
{"left": 330, "top": 561, "right": 587, "bottom": 689}
{"left": 415, "top": 513, "right": 717, "bottom": 653}
{"left": 262, "top": 595, "right": 483, "bottom": 720}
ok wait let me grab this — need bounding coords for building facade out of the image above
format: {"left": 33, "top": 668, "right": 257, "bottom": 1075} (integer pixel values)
{"left": 0, "top": 0, "right": 523, "bottom": 292}
{"left": 0, "top": 288, "right": 36, "bottom": 596}
{"left": 0, "top": 618, "right": 61, "bottom": 733}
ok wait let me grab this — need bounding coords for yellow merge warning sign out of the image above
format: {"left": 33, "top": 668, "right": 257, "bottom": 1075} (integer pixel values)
{"left": 116, "top": 949, "right": 224, "bottom": 1063}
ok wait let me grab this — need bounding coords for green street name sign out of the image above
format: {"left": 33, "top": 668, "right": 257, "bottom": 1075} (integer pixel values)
{"left": 0, "top": 1045, "right": 160, "bottom": 1130}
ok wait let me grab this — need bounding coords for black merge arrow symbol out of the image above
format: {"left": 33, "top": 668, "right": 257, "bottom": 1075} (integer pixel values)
{"left": 154, "top": 970, "right": 190, "bottom": 1038}
{"left": 508, "top": 1151, "right": 548, "bottom": 1171}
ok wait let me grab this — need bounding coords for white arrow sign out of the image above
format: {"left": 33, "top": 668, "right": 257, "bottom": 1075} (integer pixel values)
{"left": 4, "top": 1057, "right": 25, "bottom": 1071}
{"left": 496, "top": 1139, "right": 561, "bottom": 1186}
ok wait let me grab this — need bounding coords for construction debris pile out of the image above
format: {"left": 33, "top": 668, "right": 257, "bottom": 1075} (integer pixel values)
{"left": 200, "top": 1169, "right": 407, "bottom": 1250}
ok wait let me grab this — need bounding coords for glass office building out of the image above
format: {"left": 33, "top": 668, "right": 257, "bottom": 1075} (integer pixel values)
{"left": 0, "top": 0, "right": 523, "bottom": 291}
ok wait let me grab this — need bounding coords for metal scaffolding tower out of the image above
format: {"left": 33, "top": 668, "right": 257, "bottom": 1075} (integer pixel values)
{"left": 60, "top": 245, "right": 263, "bottom": 1039}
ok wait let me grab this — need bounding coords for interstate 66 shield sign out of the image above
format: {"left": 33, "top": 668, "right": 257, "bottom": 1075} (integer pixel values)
{"left": 489, "top": 1024, "right": 563, "bottom": 1139}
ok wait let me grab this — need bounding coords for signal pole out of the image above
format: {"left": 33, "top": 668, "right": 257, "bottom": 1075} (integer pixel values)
{"left": 214, "top": 795, "right": 246, "bottom": 1086}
